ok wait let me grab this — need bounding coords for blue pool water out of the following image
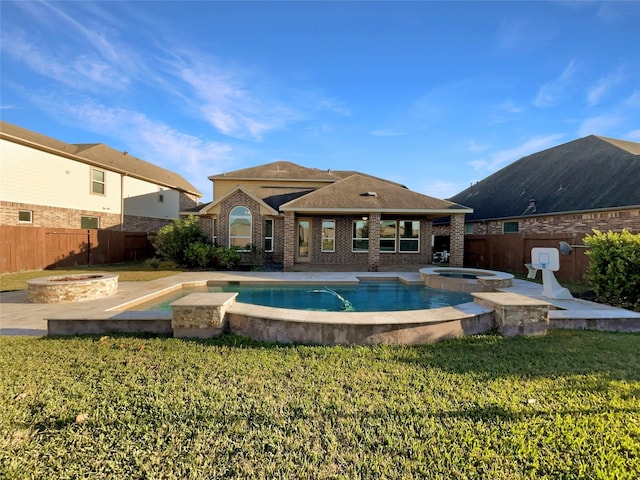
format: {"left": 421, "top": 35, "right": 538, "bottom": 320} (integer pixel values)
{"left": 140, "top": 281, "right": 473, "bottom": 312}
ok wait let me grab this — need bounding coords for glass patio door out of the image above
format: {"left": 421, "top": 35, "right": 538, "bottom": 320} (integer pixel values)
{"left": 296, "top": 219, "right": 311, "bottom": 262}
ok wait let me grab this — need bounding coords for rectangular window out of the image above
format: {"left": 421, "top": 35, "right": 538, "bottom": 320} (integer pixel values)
{"left": 399, "top": 220, "right": 420, "bottom": 252}
{"left": 321, "top": 220, "right": 335, "bottom": 252}
{"left": 465, "top": 223, "right": 474, "bottom": 234}
{"left": 18, "top": 210, "right": 33, "bottom": 223}
{"left": 212, "top": 217, "right": 218, "bottom": 246}
{"left": 352, "top": 219, "right": 369, "bottom": 252}
{"left": 380, "top": 220, "right": 396, "bottom": 252}
{"left": 81, "top": 216, "right": 99, "bottom": 229}
{"left": 91, "top": 168, "right": 105, "bottom": 195}
{"left": 264, "top": 219, "right": 274, "bottom": 252}
{"left": 503, "top": 221, "right": 519, "bottom": 233}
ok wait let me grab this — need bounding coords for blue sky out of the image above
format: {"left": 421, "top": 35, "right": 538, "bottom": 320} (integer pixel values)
{"left": 2, "top": 1, "right": 639, "bottom": 202}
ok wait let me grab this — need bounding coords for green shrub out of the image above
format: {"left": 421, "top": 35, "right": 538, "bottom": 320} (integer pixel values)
{"left": 152, "top": 216, "right": 210, "bottom": 268}
{"left": 584, "top": 229, "right": 640, "bottom": 311}
{"left": 184, "top": 242, "right": 215, "bottom": 269}
{"left": 212, "top": 246, "right": 241, "bottom": 270}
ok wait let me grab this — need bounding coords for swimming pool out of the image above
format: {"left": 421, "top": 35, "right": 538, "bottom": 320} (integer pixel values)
{"left": 137, "top": 281, "right": 473, "bottom": 312}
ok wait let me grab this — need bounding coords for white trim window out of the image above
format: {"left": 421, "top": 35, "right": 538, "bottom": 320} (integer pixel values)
{"left": 352, "top": 219, "right": 369, "bottom": 252}
{"left": 264, "top": 218, "right": 274, "bottom": 252}
{"left": 229, "top": 206, "right": 252, "bottom": 251}
{"left": 321, "top": 220, "right": 335, "bottom": 252}
{"left": 399, "top": 220, "right": 420, "bottom": 252}
{"left": 503, "top": 221, "right": 519, "bottom": 234}
{"left": 91, "top": 168, "right": 105, "bottom": 195}
{"left": 81, "top": 216, "right": 99, "bottom": 229}
{"left": 380, "top": 220, "right": 397, "bottom": 252}
{"left": 18, "top": 210, "right": 33, "bottom": 223}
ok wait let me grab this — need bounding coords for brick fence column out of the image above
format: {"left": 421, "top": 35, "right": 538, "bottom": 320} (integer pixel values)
{"left": 368, "top": 212, "right": 380, "bottom": 272}
{"left": 449, "top": 213, "right": 465, "bottom": 267}
{"left": 283, "top": 211, "right": 295, "bottom": 272}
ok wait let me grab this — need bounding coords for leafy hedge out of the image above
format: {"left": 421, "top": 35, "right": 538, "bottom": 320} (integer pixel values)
{"left": 584, "top": 229, "right": 640, "bottom": 311}
{"left": 151, "top": 216, "right": 240, "bottom": 269}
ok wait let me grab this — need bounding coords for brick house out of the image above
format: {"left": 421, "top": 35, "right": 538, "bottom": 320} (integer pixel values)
{"left": 433, "top": 135, "right": 640, "bottom": 274}
{"left": 0, "top": 121, "right": 201, "bottom": 232}
{"left": 190, "top": 161, "right": 472, "bottom": 271}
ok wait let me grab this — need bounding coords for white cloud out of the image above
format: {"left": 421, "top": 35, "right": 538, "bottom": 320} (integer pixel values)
{"left": 577, "top": 114, "right": 622, "bottom": 137}
{"left": 586, "top": 69, "right": 626, "bottom": 106}
{"left": 0, "top": 34, "right": 127, "bottom": 92}
{"left": 42, "top": 98, "right": 235, "bottom": 199}
{"left": 495, "top": 17, "right": 556, "bottom": 53}
{"left": 534, "top": 59, "right": 577, "bottom": 107}
{"left": 465, "top": 140, "right": 488, "bottom": 153}
{"left": 419, "top": 180, "right": 467, "bottom": 199}
{"left": 369, "top": 129, "right": 406, "bottom": 137}
{"left": 175, "top": 61, "right": 297, "bottom": 141}
{"left": 470, "top": 134, "right": 566, "bottom": 173}
{"left": 625, "top": 91, "right": 640, "bottom": 106}
{"left": 626, "top": 129, "right": 640, "bottom": 140}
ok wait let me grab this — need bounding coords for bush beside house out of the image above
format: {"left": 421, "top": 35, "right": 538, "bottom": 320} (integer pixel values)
{"left": 584, "top": 229, "right": 640, "bottom": 311}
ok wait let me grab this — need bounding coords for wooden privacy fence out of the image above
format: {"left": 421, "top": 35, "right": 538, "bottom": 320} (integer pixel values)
{"left": 1, "top": 226, "right": 154, "bottom": 274}
{"left": 464, "top": 233, "right": 590, "bottom": 283}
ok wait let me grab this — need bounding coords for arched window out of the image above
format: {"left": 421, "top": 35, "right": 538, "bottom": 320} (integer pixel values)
{"left": 229, "top": 206, "right": 252, "bottom": 251}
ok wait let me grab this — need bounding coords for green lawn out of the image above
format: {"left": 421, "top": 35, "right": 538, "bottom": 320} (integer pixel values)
{"left": 1, "top": 331, "right": 639, "bottom": 479}
{"left": 0, "top": 260, "right": 183, "bottom": 292}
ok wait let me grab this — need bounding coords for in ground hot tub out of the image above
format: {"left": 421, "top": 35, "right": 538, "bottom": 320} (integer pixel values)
{"left": 27, "top": 273, "right": 119, "bottom": 303}
{"left": 419, "top": 267, "right": 513, "bottom": 293}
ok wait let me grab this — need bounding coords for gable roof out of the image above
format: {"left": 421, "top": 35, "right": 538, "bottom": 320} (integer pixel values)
{"left": 200, "top": 185, "right": 280, "bottom": 215}
{"left": 209, "top": 160, "right": 407, "bottom": 188}
{"left": 281, "top": 174, "right": 471, "bottom": 215}
{"left": 448, "top": 135, "right": 640, "bottom": 222}
{"left": 1, "top": 121, "right": 201, "bottom": 197}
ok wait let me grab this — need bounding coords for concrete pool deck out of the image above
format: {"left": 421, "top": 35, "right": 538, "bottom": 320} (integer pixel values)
{"left": 1, "top": 270, "right": 639, "bottom": 337}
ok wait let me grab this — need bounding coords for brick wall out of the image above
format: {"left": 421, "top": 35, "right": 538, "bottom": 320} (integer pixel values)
{"left": 179, "top": 192, "right": 200, "bottom": 211}
{"left": 1, "top": 200, "right": 179, "bottom": 233}
{"left": 433, "top": 208, "right": 640, "bottom": 237}
{"left": 1, "top": 201, "right": 121, "bottom": 229}
{"left": 122, "top": 215, "right": 172, "bottom": 232}
{"left": 449, "top": 214, "right": 465, "bottom": 267}
{"left": 283, "top": 212, "right": 295, "bottom": 271}
{"left": 309, "top": 215, "right": 432, "bottom": 267}
{"left": 476, "top": 208, "right": 640, "bottom": 235}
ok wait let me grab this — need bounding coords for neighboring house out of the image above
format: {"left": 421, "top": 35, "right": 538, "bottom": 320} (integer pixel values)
{"left": 437, "top": 135, "right": 640, "bottom": 238}
{"left": 429, "top": 135, "right": 639, "bottom": 279}
{"left": 0, "top": 121, "right": 201, "bottom": 232}
{"left": 189, "top": 161, "right": 472, "bottom": 271}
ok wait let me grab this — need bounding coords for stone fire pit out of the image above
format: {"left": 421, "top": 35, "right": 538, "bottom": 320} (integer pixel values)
{"left": 27, "top": 273, "right": 119, "bottom": 303}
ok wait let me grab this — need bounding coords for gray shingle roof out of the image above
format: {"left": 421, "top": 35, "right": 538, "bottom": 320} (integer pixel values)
{"left": 1, "top": 121, "right": 201, "bottom": 196}
{"left": 209, "top": 160, "right": 407, "bottom": 188}
{"left": 448, "top": 135, "right": 640, "bottom": 221}
{"left": 281, "top": 174, "right": 471, "bottom": 214}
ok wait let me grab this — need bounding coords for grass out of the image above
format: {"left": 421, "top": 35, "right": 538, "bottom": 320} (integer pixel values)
{"left": 0, "top": 260, "right": 183, "bottom": 292}
{"left": 1, "top": 331, "right": 639, "bottom": 479}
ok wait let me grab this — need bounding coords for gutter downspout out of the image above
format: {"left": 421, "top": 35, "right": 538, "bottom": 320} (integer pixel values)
{"left": 120, "top": 173, "right": 125, "bottom": 231}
